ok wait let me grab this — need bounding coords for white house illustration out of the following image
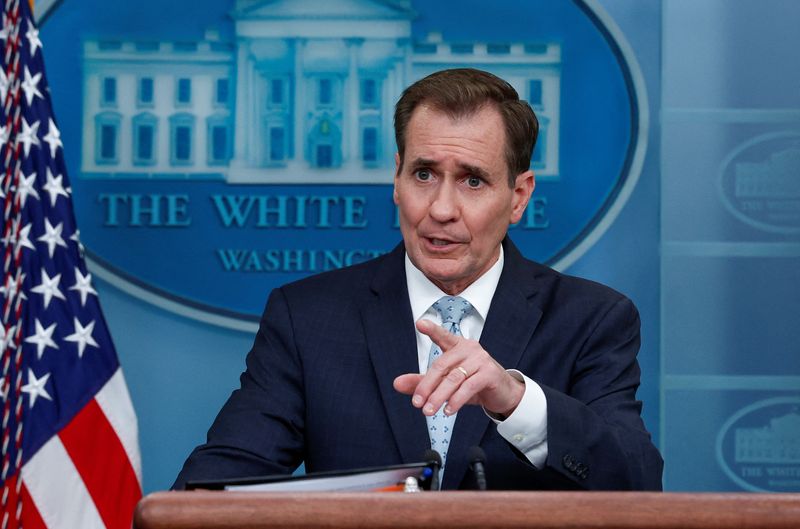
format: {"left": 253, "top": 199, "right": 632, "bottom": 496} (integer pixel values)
{"left": 735, "top": 146, "right": 800, "bottom": 199}
{"left": 735, "top": 411, "right": 800, "bottom": 464}
{"left": 81, "top": 0, "right": 561, "bottom": 184}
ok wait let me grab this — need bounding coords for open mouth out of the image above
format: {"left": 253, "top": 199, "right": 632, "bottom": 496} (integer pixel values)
{"left": 424, "top": 237, "right": 462, "bottom": 249}
{"left": 430, "top": 238, "right": 453, "bottom": 246}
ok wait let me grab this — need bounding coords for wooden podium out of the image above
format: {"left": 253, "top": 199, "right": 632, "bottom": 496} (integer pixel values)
{"left": 135, "top": 491, "right": 800, "bottom": 529}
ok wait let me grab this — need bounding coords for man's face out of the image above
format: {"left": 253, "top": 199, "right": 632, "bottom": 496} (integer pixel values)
{"left": 393, "top": 104, "right": 534, "bottom": 295}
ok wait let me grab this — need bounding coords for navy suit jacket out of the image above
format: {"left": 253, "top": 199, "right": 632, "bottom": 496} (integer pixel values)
{"left": 174, "top": 239, "right": 663, "bottom": 490}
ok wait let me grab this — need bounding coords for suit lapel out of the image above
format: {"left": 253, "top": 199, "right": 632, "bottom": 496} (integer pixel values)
{"left": 443, "top": 240, "right": 544, "bottom": 489}
{"left": 360, "top": 246, "right": 430, "bottom": 464}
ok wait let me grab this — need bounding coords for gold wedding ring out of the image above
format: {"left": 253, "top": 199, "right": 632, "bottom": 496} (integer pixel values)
{"left": 456, "top": 366, "right": 469, "bottom": 378}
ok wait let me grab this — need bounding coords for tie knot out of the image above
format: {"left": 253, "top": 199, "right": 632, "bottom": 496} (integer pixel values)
{"left": 432, "top": 296, "right": 472, "bottom": 327}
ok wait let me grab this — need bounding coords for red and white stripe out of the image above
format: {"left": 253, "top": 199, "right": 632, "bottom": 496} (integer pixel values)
{"left": 19, "top": 369, "right": 142, "bottom": 529}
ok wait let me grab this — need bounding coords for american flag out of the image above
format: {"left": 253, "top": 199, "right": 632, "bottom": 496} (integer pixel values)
{"left": 0, "top": 1, "right": 142, "bottom": 528}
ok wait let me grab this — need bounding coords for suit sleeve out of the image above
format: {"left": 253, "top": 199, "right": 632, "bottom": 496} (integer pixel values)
{"left": 530, "top": 297, "right": 663, "bottom": 490}
{"left": 172, "top": 288, "right": 305, "bottom": 489}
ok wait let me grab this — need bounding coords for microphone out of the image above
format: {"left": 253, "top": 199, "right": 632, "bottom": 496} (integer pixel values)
{"left": 468, "top": 446, "right": 488, "bottom": 491}
{"left": 423, "top": 449, "right": 442, "bottom": 491}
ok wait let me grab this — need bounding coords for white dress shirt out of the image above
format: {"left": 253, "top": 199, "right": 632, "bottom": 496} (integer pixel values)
{"left": 404, "top": 246, "right": 549, "bottom": 468}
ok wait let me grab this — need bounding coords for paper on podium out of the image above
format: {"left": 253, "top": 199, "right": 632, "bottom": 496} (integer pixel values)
{"left": 185, "top": 462, "right": 431, "bottom": 492}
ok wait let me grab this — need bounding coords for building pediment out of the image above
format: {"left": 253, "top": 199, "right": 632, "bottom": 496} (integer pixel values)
{"left": 233, "top": 0, "right": 414, "bottom": 20}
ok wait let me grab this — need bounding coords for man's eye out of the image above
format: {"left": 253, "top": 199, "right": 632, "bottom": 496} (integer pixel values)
{"left": 416, "top": 169, "right": 432, "bottom": 181}
{"left": 466, "top": 176, "right": 482, "bottom": 188}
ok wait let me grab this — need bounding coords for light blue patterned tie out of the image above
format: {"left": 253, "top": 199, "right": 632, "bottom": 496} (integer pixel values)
{"left": 426, "top": 295, "right": 472, "bottom": 476}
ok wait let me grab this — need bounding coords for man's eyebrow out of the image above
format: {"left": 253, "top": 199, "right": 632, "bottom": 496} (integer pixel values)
{"left": 458, "top": 163, "right": 490, "bottom": 180}
{"left": 409, "top": 157, "right": 437, "bottom": 169}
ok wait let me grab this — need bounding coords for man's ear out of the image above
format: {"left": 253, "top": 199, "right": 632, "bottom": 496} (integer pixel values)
{"left": 509, "top": 170, "right": 535, "bottom": 224}
{"left": 393, "top": 152, "right": 401, "bottom": 205}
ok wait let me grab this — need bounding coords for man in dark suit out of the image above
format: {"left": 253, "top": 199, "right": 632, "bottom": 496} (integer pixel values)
{"left": 174, "top": 69, "right": 663, "bottom": 490}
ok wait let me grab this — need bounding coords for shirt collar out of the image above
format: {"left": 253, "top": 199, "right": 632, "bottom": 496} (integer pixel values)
{"left": 405, "top": 245, "right": 504, "bottom": 322}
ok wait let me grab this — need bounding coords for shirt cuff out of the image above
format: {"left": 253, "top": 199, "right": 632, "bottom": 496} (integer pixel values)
{"left": 486, "top": 369, "right": 548, "bottom": 469}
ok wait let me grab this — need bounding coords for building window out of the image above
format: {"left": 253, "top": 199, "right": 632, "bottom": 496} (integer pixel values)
{"left": 135, "top": 42, "right": 160, "bottom": 52}
{"left": 450, "top": 43, "right": 473, "bottom": 54}
{"left": 413, "top": 43, "right": 437, "bottom": 54}
{"left": 309, "top": 118, "right": 341, "bottom": 168}
{"left": 94, "top": 112, "right": 120, "bottom": 164}
{"left": 362, "top": 127, "right": 377, "bottom": 163}
{"left": 98, "top": 41, "right": 122, "bottom": 51}
{"left": 531, "top": 117, "right": 548, "bottom": 169}
{"left": 211, "top": 126, "right": 227, "bottom": 162}
{"left": 524, "top": 43, "right": 548, "bottom": 54}
{"left": 270, "top": 127, "right": 285, "bottom": 161}
{"left": 170, "top": 113, "right": 195, "bottom": 165}
{"left": 487, "top": 43, "right": 511, "bottom": 54}
{"left": 216, "top": 78, "right": 229, "bottom": 105}
{"left": 101, "top": 125, "right": 116, "bottom": 159}
{"left": 528, "top": 80, "right": 543, "bottom": 108}
{"left": 317, "top": 144, "right": 333, "bottom": 168}
{"left": 175, "top": 127, "right": 191, "bottom": 160}
{"left": 270, "top": 79, "right": 283, "bottom": 105}
{"left": 138, "top": 125, "right": 154, "bottom": 161}
{"left": 138, "top": 77, "right": 154, "bottom": 105}
{"left": 133, "top": 113, "right": 157, "bottom": 165}
{"left": 207, "top": 115, "right": 231, "bottom": 165}
{"left": 176, "top": 78, "right": 192, "bottom": 105}
{"left": 532, "top": 138, "right": 544, "bottom": 166}
{"left": 174, "top": 42, "right": 197, "bottom": 52}
{"left": 102, "top": 77, "right": 116, "bottom": 105}
{"left": 318, "top": 78, "right": 332, "bottom": 106}
{"left": 361, "top": 79, "right": 378, "bottom": 107}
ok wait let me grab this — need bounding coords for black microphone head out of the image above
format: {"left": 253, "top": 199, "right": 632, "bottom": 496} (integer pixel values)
{"left": 423, "top": 448, "right": 442, "bottom": 467}
{"left": 467, "top": 445, "right": 487, "bottom": 463}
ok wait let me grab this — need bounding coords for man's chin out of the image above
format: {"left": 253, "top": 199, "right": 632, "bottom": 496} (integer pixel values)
{"left": 417, "top": 263, "right": 472, "bottom": 293}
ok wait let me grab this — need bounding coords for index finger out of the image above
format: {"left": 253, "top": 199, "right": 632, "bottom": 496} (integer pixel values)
{"left": 416, "top": 318, "right": 460, "bottom": 351}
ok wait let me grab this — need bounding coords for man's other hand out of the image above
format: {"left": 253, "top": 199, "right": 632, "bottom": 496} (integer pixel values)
{"left": 393, "top": 319, "right": 525, "bottom": 418}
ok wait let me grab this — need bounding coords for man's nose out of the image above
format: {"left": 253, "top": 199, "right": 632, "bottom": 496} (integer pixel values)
{"left": 428, "top": 180, "right": 460, "bottom": 222}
